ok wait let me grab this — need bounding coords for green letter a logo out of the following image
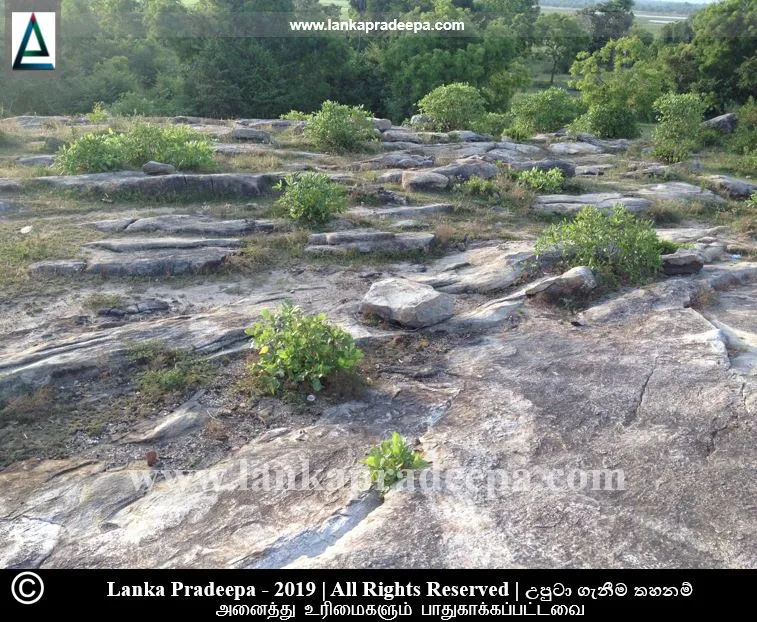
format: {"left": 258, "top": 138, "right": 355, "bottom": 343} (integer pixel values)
{"left": 13, "top": 13, "right": 54, "bottom": 70}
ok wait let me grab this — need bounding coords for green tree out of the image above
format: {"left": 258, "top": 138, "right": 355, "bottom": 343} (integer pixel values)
{"left": 578, "top": 0, "right": 635, "bottom": 52}
{"left": 535, "top": 13, "right": 590, "bottom": 85}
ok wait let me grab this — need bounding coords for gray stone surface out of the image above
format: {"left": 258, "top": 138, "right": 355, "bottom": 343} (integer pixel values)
{"left": 401, "top": 170, "right": 449, "bottom": 191}
{"left": 631, "top": 182, "right": 724, "bottom": 203}
{"left": 306, "top": 230, "right": 435, "bottom": 254}
{"left": 84, "top": 248, "right": 234, "bottom": 277}
{"left": 231, "top": 128, "right": 274, "bottom": 143}
{"left": 508, "top": 159, "right": 576, "bottom": 177}
{"left": 349, "top": 203, "right": 453, "bottom": 219}
{"left": 142, "top": 161, "right": 176, "bottom": 176}
{"left": 382, "top": 130, "right": 422, "bottom": 144}
{"left": 662, "top": 251, "right": 705, "bottom": 276}
{"left": 17, "top": 155, "right": 55, "bottom": 167}
{"left": 430, "top": 158, "right": 499, "bottom": 182}
{"left": 707, "top": 175, "right": 756, "bottom": 200}
{"left": 28, "top": 260, "right": 87, "bottom": 276}
{"left": 702, "top": 112, "right": 738, "bottom": 134}
{"left": 533, "top": 193, "right": 652, "bottom": 215}
{"left": 360, "top": 278, "right": 455, "bottom": 328}
{"left": 525, "top": 266, "right": 597, "bottom": 301}
{"left": 83, "top": 237, "right": 245, "bottom": 253}
{"left": 354, "top": 153, "right": 434, "bottom": 170}
{"left": 548, "top": 142, "right": 604, "bottom": 156}
{"left": 448, "top": 130, "right": 492, "bottom": 142}
{"left": 123, "top": 215, "right": 274, "bottom": 236}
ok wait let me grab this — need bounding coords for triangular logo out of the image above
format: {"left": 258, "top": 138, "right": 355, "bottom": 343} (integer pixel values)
{"left": 12, "top": 13, "right": 55, "bottom": 70}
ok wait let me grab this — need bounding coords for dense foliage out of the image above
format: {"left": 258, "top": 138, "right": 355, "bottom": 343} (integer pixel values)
{"left": 302, "top": 101, "right": 379, "bottom": 153}
{"left": 275, "top": 172, "right": 348, "bottom": 225}
{"left": 417, "top": 83, "right": 487, "bottom": 132}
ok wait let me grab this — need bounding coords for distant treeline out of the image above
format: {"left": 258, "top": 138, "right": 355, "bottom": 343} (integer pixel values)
{"left": 1, "top": 0, "right": 753, "bottom": 121}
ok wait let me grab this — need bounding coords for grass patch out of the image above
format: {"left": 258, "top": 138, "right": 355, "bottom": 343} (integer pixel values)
{"left": 82, "top": 292, "right": 125, "bottom": 312}
{"left": 126, "top": 340, "right": 213, "bottom": 400}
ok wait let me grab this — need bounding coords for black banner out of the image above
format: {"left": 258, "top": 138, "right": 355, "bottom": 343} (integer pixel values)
{"left": 1, "top": 569, "right": 751, "bottom": 616}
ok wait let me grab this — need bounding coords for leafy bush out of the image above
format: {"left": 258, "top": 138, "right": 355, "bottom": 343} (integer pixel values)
{"left": 471, "top": 112, "right": 510, "bottom": 137}
{"left": 55, "top": 123, "right": 215, "bottom": 173}
{"left": 54, "top": 131, "right": 126, "bottom": 174}
{"left": 304, "top": 100, "right": 378, "bottom": 153}
{"left": 458, "top": 176, "right": 499, "bottom": 198}
{"left": 361, "top": 432, "right": 429, "bottom": 497}
{"left": 747, "top": 192, "right": 757, "bottom": 210}
{"left": 245, "top": 301, "right": 363, "bottom": 394}
{"left": 534, "top": 206, "right": 665, "bottom": 285}
{"left": 275, "top": 172, "right": 347, "bottom": 225}
{"left": 584, "top": 102, "right": 640, "bottom": 138}
{"left": 652, "top": 93, "right": 706, "bottom": 163}
{"left": 517, "top": 167, "right": 564, "bottom": 192}
{"left": 728, "top": 98, "right": 757, "bottom": 159}
{"left": 417, "top": 83, "right": 487, "bottom": 132}
{"left": 509, "top": 87, "right": 583, "bottom": 135}
{"left": 279, "top": 110, "right": 310, "bottom": 121}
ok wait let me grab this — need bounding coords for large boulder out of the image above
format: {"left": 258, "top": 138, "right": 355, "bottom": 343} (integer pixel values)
{"left": 662, "top": 251, "right": 704, "bottom": 276}
{"left": 360, "top": 278, "right": 455, "bottom": 328}
{"left": 383, "top": 130, "right": 422, "bottom": 144}
{"left": 701, "top": 113, "right": 738, "bottom": 134}
{"left": 401, "top": 170, "right": 449, "bottom": 192}
{"left": 430, "top": 157, "right": 499, "bottom": 182}
{"left": 230, "top": 127, "right": 273, "bottom": 143}
{"left": 142, "top": 161, "right": 176, "bottom": 176}
{"left": 707, "top": 175, "right": 756, "bottom": 200}
{"left": 548, "top": 142, "right": 604, "bottom": 156}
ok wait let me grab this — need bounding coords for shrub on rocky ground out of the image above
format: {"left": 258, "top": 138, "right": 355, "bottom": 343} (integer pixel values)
{"left": 304, "top": 100, "right": 379, "bottom": 153}
{"left": 517, "top": 167, "right": 565, "bottom": 192}
{"left": 275, "top": 172, "right": 347, "bottom": 225}
{"left": 508, "top": 87, "right": 583, "bottom": 136}
{"left": 245, "top": 301, "right": 363, "bottom": 395}
{"left": 417, "top": 83, "right": 488, "bottom": 132}
{"left": 652, "top": 93, "right": 706, "bottom": 163}
{"left": 535, "top": 206, "right": 668, "bottom": 285}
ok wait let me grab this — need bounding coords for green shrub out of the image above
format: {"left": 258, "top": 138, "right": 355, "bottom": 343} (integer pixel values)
{"left": 417, "top": 83, "right": 488, "bottom": 132}
{"left": 472, "top": 111, "right": 509, "bottom": 137}
{"left": 458, "top": 176, "right": 499, "bottom": 198}
{"left": 534, "top": 205, "right": 665, "bottom": 285}
{"left": 509, "top": 87, "right": 583, "bottom": 135}
{"left": 275, "top": 172, "right": 347, "bottom": 225}
{"left": 245, "top": 301, "right": 363, "bottom": 394}
{"left": 517, "top": 167, "right": 564, "bottom": 192}
{"left": 652, "top": 93, "right": 706, "bottom": 163}
{"left": 279, "top": 110, "right": 310, "bottom": 121}
{"left": 54, "top": 123, "right": 215, "bottom": 174}
{"left": 54, "top": 131, "right": 126, "bottom": 174}
{"left": 304, "top": 100, "right": 378, "bottom": 153}
{"left": 109, "top": 92, "right": 162, "bottom": 117}
{"left": 361, "top": 432, "right": 429, "bottom": 497}
{"left": 584, "top": 102, "right": 640, "bottom": 138}
{"left": 728, "top": 98, "right": 757, "bottom": 159}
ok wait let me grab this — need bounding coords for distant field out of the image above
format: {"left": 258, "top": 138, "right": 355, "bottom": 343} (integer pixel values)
{"left": 541, "top": 5, "right": 686, "bottom": 34}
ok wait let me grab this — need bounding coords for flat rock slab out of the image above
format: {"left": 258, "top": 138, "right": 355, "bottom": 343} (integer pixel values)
{"left": 662, "top": 251, "right": 704, "bottom": 276}
{"left": 548, "top": 142, "right": 604, "bottom": 155}
{"left": 28, "top": 260, "right": 87, "bottom": 276}
{"left": 123, "top": 215, "right": 275, "bottom": 236}
{"left": 83, "top": 237, "right": 245, "bottom": 253}
{"left": 508, "top": 159, "right": 576, "bottom": 177}
{"left": 631, "top": 182, "right": 724, "bottom": 203}
{"left": 525, "top": 266, "right": 597, "bottom": 302}
{"left": 349, "top": 203, "right": 453, "bottom": 219}
{"left": 360, "top": 277, "right": 455, "bottom": 328}
{"left": 0, "top": 179, "right": 23, "bottom": 194}
{"left": 306, "top": 230, "right": 435, "bottom": 254}
{"left": 707, "top": 175, "right": 756, "bottom": 200}
{"left": 27, "top": 171, "right": 283, "bottom": 199}
{"left": 127, "top": 393, "right": 209, "bottom": 443}
{"left": 353, "top": 153, "right": 434, "bottom": 170}
{"left": 430, "top": 158, "right": 499, "bottom": 182}
{"left": 230, "top": 128, "right": 274, "bottom": 143}
{"left": 448, "top": 130, "right": 492, "bottom": 142}
{"left": 17, "top": 155, "right": 55, "bottom": 167}
{"left": 409, "top": 242, "right": 537, "bottom": 294}
{"left": 576, "top": 164, "right": 615, "bottom": 176}
{"left": 401, "top": 171, "right": 449, "bottom": 191}
{"left": 533, "top": 193, "right": 652, "bottom": 215}
{"left": 85, "top": 247, "right": 234, "bottom": 277}
{"left": 382, "top": 130, "right": 422, "bottom": 144}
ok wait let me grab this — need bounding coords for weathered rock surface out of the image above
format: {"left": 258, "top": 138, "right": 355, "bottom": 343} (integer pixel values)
{"left": 306, "top": 230, "right": 435, "bottom": 254}
{"left": 707, "top": 175, "right": 756, "bottom": 200}
{"left": 142, "top": 161, "right": 176, "bottom": 176}
{"left": 410, "top": 243, "right": 538, "bottom": 294}
{"left": 28, "top": 260, "right": 87, "bottom": 276}
{"left": 662, "top": 251, "right": 705, "bottom": 276}
{"left": 122, "top": 215, "right": 275, "bottom": 235}
{"left": 349, "top": 203, "right": 453, "bottom": 219}
{"left": 701, "top": 112, "right": 738, "bottom": 134}
{"left": 354, "top": 153, "right": 434, "bottom": 170}
{"left": 83, "top": 237, "right": 245, "bottom": 253}
{"left": 533, "top": 193, "right": 652, "bottom": 215}
{"left": 85, "top": 247, "right": 234, "bottom": 278}
{"left": 360, "top": 278, "right": 455, "bottom": 328}
{"left": 631, "top": 182, "right": 724, "bottom": 203}
{"left": 401, "top": 170, "right": 449, "bottom": 191}
{"left": 508, "top": 159, "right": 576, "bottom": 177}
{"left": 548, "top": 142, "right": 604, "bottom": 156}
{"left": 17, "top": 155, "right": 55, "bottom": 167}
{"left": 525, "top": 266, "right": 597, "bottom": 301}
{"left": 430, "top": 157, "right": 499, "bottom": 182}
{"left": 448, "top": 130, "right": 491, "bottom": 142}
{"left": 382, "top": 130, "right": 422, "bottom": 144}
{"left": 26, "top": 171, "right": 283, "bottom": 199}
{"left": 231, "top": 127, "right": 274, "bottom": 143}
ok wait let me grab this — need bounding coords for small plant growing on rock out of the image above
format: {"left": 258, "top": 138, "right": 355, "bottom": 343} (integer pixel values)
{"left": 279, "top": 110, "right": 310, "bottom": 121}
{"left": 417, "top": 83, "right": 487, "bottom": 132}
{"left": 245, "top": 301, "right": 363, "bottom": 394}
{"left": 86, "top": 102, "right": 109, "bottom": 124}
{"left": 362, "top": 432, "right": 429, "bottom": 497}
{"left": 126, "top": 340, "right": 211, "bottom": 399}
{"left": 275, "top": 172, "right": 348, "bottom": 225}
{"left": 304, "top": 100, "right": 378, "bottom": 153}
{"left": 535, "top": 205, "right": 665, "bottom": 285}
{"left": 517, "top": 167, "right": 564, "bottom": 192}
{"left": 747, "top": 192, "right": 757, "bottom": 210}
